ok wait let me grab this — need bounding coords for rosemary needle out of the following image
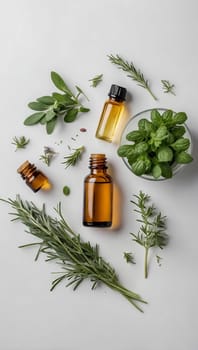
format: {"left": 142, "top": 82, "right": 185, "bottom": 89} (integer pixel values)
{"left": 1, "top": 196, "right": 147, "bottom": 312}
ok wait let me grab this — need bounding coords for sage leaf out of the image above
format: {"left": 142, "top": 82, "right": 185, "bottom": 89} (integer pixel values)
{"left": 51, "top": 71, "right": 71, "bottom": 94}
{"left": 28, "top": 102, "right": 49, "bottom": 111}
{"left": 79, "top": 106, "right": 90, "bottom": 113}
{"left": 64, "top": 109, "right": 78, "bottom": 122}
{"left": 24, "top": 112, "right": 45, "bottom": 125}
{"left": 46, "top": 117, "right": 57, "bottom": 134}
{"left": 45, "top": 110, "right": 56, "bottom": 122}
{"left": 37, "top": 96, "right": 54, "bottom": 105}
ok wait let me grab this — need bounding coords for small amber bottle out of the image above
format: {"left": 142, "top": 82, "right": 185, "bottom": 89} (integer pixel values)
{"left": 95, "top": 84, "right": 127, "bottom": 142}
{"left": 83, "top": 154, "right": 113, "bottom": 227}
{"left": 17, "top": 161, "right": 52, "bottom": 192}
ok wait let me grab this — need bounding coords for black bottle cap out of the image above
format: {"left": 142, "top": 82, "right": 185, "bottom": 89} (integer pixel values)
{"left": 108, "top": 84, "right": 127, "bottom": 101}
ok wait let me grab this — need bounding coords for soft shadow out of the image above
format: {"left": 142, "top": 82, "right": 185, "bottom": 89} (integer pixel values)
{"left": 108, "top": 162, "right": 124, "bottom": 231}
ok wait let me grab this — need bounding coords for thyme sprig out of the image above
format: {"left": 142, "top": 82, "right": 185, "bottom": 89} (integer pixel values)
{"left": 161, "top": 80, "right": 176, "bottom": 95}
{"left": 108, "top": 54, "right": 157, "bottom": 100}
{"left": 62, "top": 146, "right": 85, "bottom": 169}
{"left": 12, "top": 136, "right": 30, "bottom": 151}
{"left": 39, "top": 146, "right": 57, "bottom": 166}
{"left": 130, "top": 191, "right": 168, "bottom": 278}
{"left": 1, "top": 196, "right": 146, "bottom": 312}
{"left": 89, "top": 74, "right": 103, "bottom": 87}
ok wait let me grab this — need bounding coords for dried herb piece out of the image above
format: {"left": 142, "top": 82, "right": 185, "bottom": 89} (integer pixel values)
{"left": 39, "top": 146, "right": 56, "bottom": 166}
{"left": 161, "top": 80, "right": 176, "bottom": 95}
{"left": 89, "top": 74, "right": 103, "bottom": 87}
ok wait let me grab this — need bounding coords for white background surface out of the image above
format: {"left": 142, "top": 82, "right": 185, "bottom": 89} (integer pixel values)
{"left": 0, "top": 1, "right": 198, "bottom": 349}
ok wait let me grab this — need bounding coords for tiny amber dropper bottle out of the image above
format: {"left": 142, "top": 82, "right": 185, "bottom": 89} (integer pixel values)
{"left": 17, "top": 160, "right": 52, "bottom": 192}
{"left": 95, "top": 84, "right": 127, "bottom": 142}
{"left": 83, "top": 154, "right": 113, "bottom": 227}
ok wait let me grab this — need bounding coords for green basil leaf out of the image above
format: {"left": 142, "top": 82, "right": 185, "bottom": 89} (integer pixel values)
{"left": 117, "top": 145, "right": 133, "bottom": 157}
{"left": 171, "top": 126, "right": 186, "bottom": 138}
{"left": 127, "top": 153, "right": 139, "bottom": 165}
{"left": 51, "top": 71, "right": 71, "bottom": 94}
{"left": 138, "top": 118, "right": 153, "bottom": 133}
{"left": 162, "top": 110, "right": 173, "bottom": 125}
{"left": 45, "top": 110, "right": 56, "bottom": 122}
{"left": 157, "top": 146, "right": 173, "bottom": 162}
{"left": 176, "top": 151, "right": 193, "bottom": 164}
{"left": 126, "top": 130, "right": 146, "bottom": 142}
{"left": 46, "top": 116, "right": 57, "bottom": 134}
{"left": 155, "top": 125, "right": 168, "bottom": 139}
{"left": 151, "top": 109, "right": 162, "bottom": 126}
{"left": 64, "top": 109, "right": 78, "bottom": 122}
{"left": 166, "top": 131, "right": 175, "bottom": 144}
{"left": 152, "top": 164, "right": 162, "bottom": 178}
{"left": 172, "top": 112, "right": 187, "bottom": 124}
{"left": 37, "top": 96, "right": 55, "bottom": 105}
{"left": 131, "top": 159, "right": 146, "bottom": 176}
{"left": 24, "top": 112, "right": 45, "bottom": 125}
{"left": 134, "top": 142, "right": 148, "bottom": 154}
{"left": 171, "top": 138, "right": 190, "bottom": 151}
{"left": 160, "top": 163, "right": 173, "bottom": 178}
{"left": 28, "top": 101, "right": 49, "bottom": 111}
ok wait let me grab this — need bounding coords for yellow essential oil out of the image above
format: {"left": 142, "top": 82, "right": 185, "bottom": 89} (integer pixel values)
{"left": 95, "top": 84, "right": 127, "bottom": 142}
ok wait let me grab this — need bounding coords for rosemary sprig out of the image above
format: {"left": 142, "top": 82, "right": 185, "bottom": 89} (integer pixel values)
{"left": 130, "top": 191, "right": 168, "bottom": 278}
{"left": 161, "top": 80, "right": 176, "bottom": 95}
{"left": 108, "top": 54, "right": 157, "bottom": 100}
{"left": 12, "top": 136, "right": 30, "bottom": 151}
{"left": 62, "top": 146, "right": 85, "bottom": 169}
{"left": 123, "top": 252, "right": 136, "bottom": 264}
{"left": 89, "top": 74, "right": 103, "bottom": 87}
{"left": 1, "top": 196, "right": 146, "bottom": 312}
{"left": 39, "top": 146, "right": 57, "bottom": 166}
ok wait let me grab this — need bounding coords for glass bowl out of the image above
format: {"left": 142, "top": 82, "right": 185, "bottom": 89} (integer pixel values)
{"left": 119, "top": 108, "right": 193, "bottom": 181}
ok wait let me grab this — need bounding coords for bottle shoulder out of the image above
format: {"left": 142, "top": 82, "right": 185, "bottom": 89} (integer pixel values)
{"left": 84, "top": 173, "right": 112, "bottom": 183}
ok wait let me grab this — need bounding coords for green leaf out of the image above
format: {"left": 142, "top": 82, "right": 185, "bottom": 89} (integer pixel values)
{"left": 160, "top": 163, "right": 173, "bottom": 178}
{"left": 40, "top": 115, "right": 48, "bottom": 124}
{"left": 79, "top": 106, "right": 90, "bottom": 113}
{"left": 64, "top": 109, "right": 78, "bottom": 122}
{"left": 162, "top": 110, "right": 173, "bottom": 125}
{"left": 75, "top": 85, "right": 89, "bottom": 101}
{"left": 134, "top": 142, "right": 148, "bottom": 154}
{"left": 28, "top": 101, "right": 49, "bottom": 111}
{"left": 152, "top": 164, "right": 162, "bottom": 178}
{"left": 138, "top": 118, "right": 153, "bottom": 133}
{"left": 172, "top": 112, "right": 187, "bottom": 124}
{"left": 166, "top": 131, "right": 175, "bottom": 144}
{"left": 151, "top": 109, "right": 162, "bottom": 127}
{"left": 46, "top": 117, "right": 57, "bottom": 134}
{"left": 63, "top": 186, "right": 70, "bottom": 196}
{"left": 117, "top": 144, "right": 136, "bottom": 157}
{"left": 155, "top": 125, "right": 168, "bottom": 139}
{"left": 126, "top": 130, "right": 146, "bottom": 142}
{"left": 24, "top": 112, "right": 45, "bottom": 125}
{"left": 37, "top": 96, "right": 55, "bottom": 105}
{"left": 171, "top": 126, "right": 186, "bottom": 138}
{"left": 171, "top": 138, "right": 190, "bottom": 151}
{"left": 131, "top": 159, "right": 146, "bottom": 176}
{"left": 51, "top": 71, "right": 71, "bottom": 94}
{"left": 176, "top": 151, "right": 193, "bottom": 164}
{"left": 45, "top": 110, "right": 56, "bottom": 122}
{"left": 157, "top": 146, "right": 173, "bottom": 162}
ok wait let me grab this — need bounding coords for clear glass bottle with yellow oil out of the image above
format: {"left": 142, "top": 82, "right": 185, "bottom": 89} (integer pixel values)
{"left": 83, "top": 154, "right": 113, "bottom": 227}
{"left": 17, "top": 160, "right": 52, "bottom": 192}
{"left": 95, "top": 84, "right": 127, "bottom": 142}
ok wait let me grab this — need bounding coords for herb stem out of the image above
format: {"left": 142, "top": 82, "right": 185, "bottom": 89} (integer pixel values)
{"left": 144, "top": 247, "right": 149, "bottom": 279}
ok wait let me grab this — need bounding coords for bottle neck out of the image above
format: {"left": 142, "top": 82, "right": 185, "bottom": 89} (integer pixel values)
{"left": 89, "top": 154, "right": 108, "bottom": 174}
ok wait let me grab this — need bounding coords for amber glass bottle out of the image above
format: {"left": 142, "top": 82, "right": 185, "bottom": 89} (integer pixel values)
{"left": 83, "top": 154, "right": 113, "bottom": 227}
{"left": 17, "top": 161, "right": 52, "bottom": 192}
{"left": 95, "top": 84, "right": 127, "bottom": 142}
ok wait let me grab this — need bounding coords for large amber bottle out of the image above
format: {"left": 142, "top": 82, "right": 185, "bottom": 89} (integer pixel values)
{"left": 83, "top": 154, "right": 113, "bottom": 227}
{"left": 95, "top": 84, "right": 127, "bottom": 142}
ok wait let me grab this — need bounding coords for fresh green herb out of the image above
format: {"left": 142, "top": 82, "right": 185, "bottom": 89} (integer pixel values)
{"left": 63, "top": 186, "right": 70, "bottom": 196}
{"left": 108, "top": 54, "right": 157, "bottom": 100}
{"left": 123, "top": 252, "right": 136, "bottom": 264}
{"left": 117, "top": 109, "right": 193, "bottom": 179}
{"left": 1, "top": 195, "right": 146, "bottom": 312}
{"left": 24, "top": 72, "right": 90, "bottom": 134}
{"left": 39, "top": 146, "right": 56, "bottom": 166}
{"left": 62, "top": 146, "right": 85, "bottom": 169}
{"left": 130, "top": 191, "right": 168, "bottom": 278}
{"left": 161, "top": 80, "right": 176, "bottom": 95}
{"left": 89, "top": 74, "right": 103, "bottom": 87}
{"left": 156, "top": 255, "right": 163, "bottom": 266}
{"left": 12, "top": 136, "right": 30, "bottom": 151}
